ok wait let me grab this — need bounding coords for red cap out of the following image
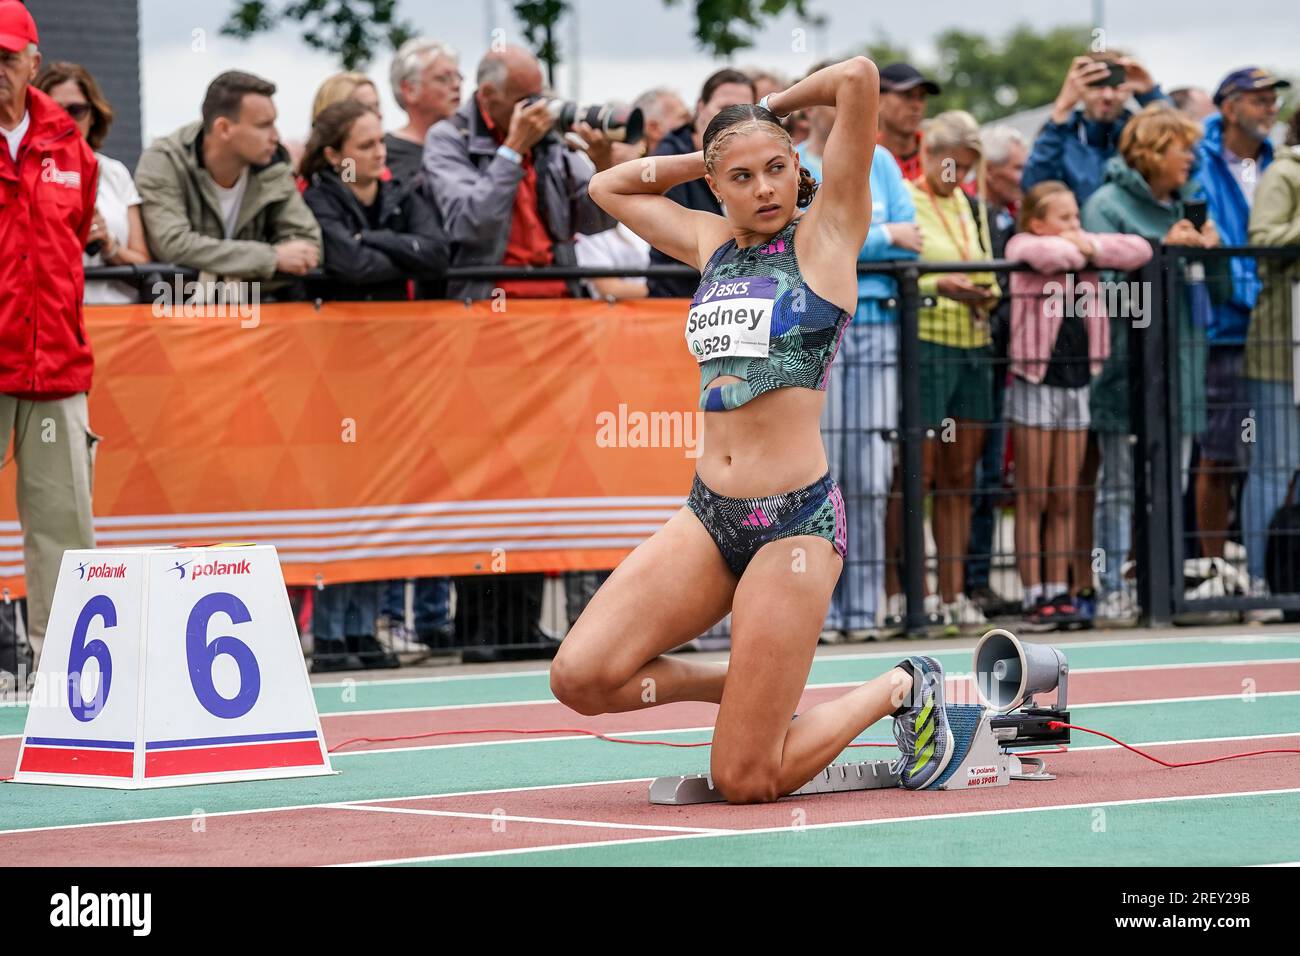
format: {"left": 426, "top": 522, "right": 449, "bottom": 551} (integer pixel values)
{"left": 0, "top": 2, "right": 38, "bottom": 54}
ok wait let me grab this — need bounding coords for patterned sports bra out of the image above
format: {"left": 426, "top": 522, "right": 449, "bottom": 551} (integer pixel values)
{"left": 686, "top": 216, "right": 853, "bottom": 411}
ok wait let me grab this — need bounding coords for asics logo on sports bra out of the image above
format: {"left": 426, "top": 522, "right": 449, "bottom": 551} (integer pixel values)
{"left": 700, "top": 279, "right": 754, "bottom": 302}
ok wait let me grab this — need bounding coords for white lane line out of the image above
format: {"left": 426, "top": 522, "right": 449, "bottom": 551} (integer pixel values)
{"left": 324, "top": 802, "right": 731, "bottom": 834}
{"left": 335, "top": 786, "right": 1300, "bottom": 867}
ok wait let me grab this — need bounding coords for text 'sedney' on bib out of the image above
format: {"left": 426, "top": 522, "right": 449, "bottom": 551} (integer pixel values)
{"left": 685, "top": 275, "right": 776, "bottom": 363}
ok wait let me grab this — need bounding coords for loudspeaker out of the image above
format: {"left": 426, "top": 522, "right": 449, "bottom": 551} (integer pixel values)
{"left": 973, "top": 628, "right": 1067, "bottom": 712}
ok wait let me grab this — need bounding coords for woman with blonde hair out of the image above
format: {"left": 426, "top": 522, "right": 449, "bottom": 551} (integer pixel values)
{"left": 311, "top": 71, "right": 382, "bottom": 122}
{"left": 1079, "top": 103, "right": 1223, "bottom": 620}
{"left": 885, "top": 109, "right": 1000, "bottom": 635}
{"left": 287, "top": 72, "right": 388, "bottom": 183}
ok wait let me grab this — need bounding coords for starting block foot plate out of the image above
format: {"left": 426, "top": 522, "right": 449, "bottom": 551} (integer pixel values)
{"left": 649, "top": 759, "right": 900, "bottom": 805}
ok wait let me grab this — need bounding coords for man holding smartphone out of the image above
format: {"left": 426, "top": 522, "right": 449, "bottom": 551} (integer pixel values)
{"left": 1195, "top": 68, "right": 1290, "bottom": 569}
{"left": 1023, "top": 50, "right": 1169, "bottom": 204}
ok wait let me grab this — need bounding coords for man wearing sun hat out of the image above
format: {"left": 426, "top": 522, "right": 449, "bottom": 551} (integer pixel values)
{"left": 1196, "top": 66, "right": 1291, "bottom": 575}
{"left": 0, "top": 0, "right": 101, "bottom": 672}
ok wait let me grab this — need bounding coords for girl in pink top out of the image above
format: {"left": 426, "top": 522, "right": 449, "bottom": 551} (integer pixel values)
{"left": 1004, "top": 181, "right": 1152, "bottom": 628}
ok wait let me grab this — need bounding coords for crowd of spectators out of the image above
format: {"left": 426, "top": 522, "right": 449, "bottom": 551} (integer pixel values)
{"left": 4, "top": 0, "right": 1300, "bottom": 662}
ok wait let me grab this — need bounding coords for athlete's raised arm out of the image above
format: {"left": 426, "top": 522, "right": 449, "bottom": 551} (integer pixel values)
{"left": 766, "top": 57, "right": 878, "bottom": 255}
{"left": 587, "top": 151, "right": 732, "bottom": 274}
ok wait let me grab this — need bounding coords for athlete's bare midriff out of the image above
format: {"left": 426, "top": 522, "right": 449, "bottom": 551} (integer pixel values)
{"left": 695, "top": 376, "right": 829, "bottom": 497}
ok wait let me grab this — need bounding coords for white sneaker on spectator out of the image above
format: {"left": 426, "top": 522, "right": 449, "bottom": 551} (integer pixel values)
{"left": 1224, "top": 540, "right": 1247, "bottom": 563}
{"left": 388, "top": 624, "right": 423, "bottom": 654}
{"left": 1096, "top": 589, "right": 1138, "bottom": 622}
{"left": 886, "top": 592, "right": 906, "bottom": 621}
{"left": 923, "top": 593, "right": 943, "bottom": 619}
{"left": 941, "top": 594, "right": 986, "bottom": 636}
{"left": 819, "top": 627, "right": 846, "bottom": 644}
{"left": 1243, "top": 576, "right": 1285, "bottom": 622}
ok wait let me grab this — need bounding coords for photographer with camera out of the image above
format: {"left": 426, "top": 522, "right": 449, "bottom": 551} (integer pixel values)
{"left": 0, "top": 2, "right": 100, "bottom": 671}
{"left": 1023, "top": 51, "right": 1169, "bottom": 205}
{"left": 423, "top": 43, "right": 619, "bottom": 301}
{"left": 422, "top": 44, "right": 619, "bottom": 647}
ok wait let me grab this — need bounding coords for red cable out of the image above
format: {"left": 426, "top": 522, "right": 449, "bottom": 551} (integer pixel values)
{"left": 3, "top": 723, "right": 1290, "bottom": 774}
{"left": 1047, "top": 721, "right": 1300, "bottom": 767}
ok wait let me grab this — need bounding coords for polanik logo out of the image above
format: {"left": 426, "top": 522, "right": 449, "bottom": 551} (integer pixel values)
{"left": 187, "top": 558, "right": 252, "bottom": 582}
{"left": 78, "top": 563, "right": 127, "bottom": 581}
{"left": 168, "top": 560, "right": 192, "bottom": 580}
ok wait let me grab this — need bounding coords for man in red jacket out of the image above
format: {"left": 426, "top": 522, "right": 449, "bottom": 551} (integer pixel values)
{"left": 0, "top": 1, "right": 99, "bottom": 670}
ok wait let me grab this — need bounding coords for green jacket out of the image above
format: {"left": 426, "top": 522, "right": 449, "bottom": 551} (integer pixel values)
{"left": 1081, "top": 155, "right": 1219, "bottom": 435}
{"left": 135, "top": 121, "right": 322, "bottom": 280}
{"left": 1245, "top": 145, "right": 1300, "bottom": 383}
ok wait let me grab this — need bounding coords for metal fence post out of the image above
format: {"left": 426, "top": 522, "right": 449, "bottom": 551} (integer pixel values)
{"left": 1131, "top": 251, "right": 1174, "bottom": 625}
{"left": 896, "top": 266, "right": 930, "bottom": 633}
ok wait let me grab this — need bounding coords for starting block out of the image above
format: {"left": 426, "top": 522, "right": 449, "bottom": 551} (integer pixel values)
{"left": 650, "top": 759, "right": 899, "bottom": 805}
{"left": 933, "top": 704, "right": 1059, "bottom": 790}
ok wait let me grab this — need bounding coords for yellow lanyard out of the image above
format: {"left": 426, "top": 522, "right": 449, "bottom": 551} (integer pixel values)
{"left": 922, "top": 181, "right": 973, "bottom": 261}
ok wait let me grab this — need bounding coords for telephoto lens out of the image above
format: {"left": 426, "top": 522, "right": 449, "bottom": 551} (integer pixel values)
{"left": 529, "top": 95, "right": 644, "bottom": 144}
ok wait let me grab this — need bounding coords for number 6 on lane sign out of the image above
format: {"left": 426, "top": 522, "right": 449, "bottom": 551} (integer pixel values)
{"left": 13, "top": 545, "right": 334, "bottom": 789}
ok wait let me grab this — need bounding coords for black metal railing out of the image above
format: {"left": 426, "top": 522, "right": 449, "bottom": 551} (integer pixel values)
{"left": 62, "top": 246, "right": 1300, "bottom": 667}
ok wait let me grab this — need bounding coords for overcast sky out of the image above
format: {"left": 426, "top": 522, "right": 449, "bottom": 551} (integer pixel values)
{"left": 138, "top": 0, "right": 1300, "bottom": 144}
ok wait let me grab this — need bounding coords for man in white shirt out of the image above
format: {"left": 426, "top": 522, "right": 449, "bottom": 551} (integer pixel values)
{"left": 135, "top": 71, "right": 322, "bottom": 289}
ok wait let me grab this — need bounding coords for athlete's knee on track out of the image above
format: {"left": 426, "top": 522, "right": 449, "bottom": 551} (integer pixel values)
{"left": 711, "top": 756, "right": 781, "bottom": 805}
{"left": 549, "top": 649, "right": 621, "bottom": 716}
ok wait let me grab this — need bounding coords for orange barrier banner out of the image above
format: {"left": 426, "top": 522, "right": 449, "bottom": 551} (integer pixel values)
{"left": 0, "top": 300, "right": 702, "bottom": 594}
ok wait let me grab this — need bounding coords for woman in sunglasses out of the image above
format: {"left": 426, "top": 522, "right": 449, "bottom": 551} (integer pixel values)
{"left": 37, "top": 62, "right": 150, "bottom": 303}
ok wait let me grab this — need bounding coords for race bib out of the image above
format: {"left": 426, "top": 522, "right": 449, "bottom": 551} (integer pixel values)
{"left": 685, "top": 275, "right": 775, "bottom": 363}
